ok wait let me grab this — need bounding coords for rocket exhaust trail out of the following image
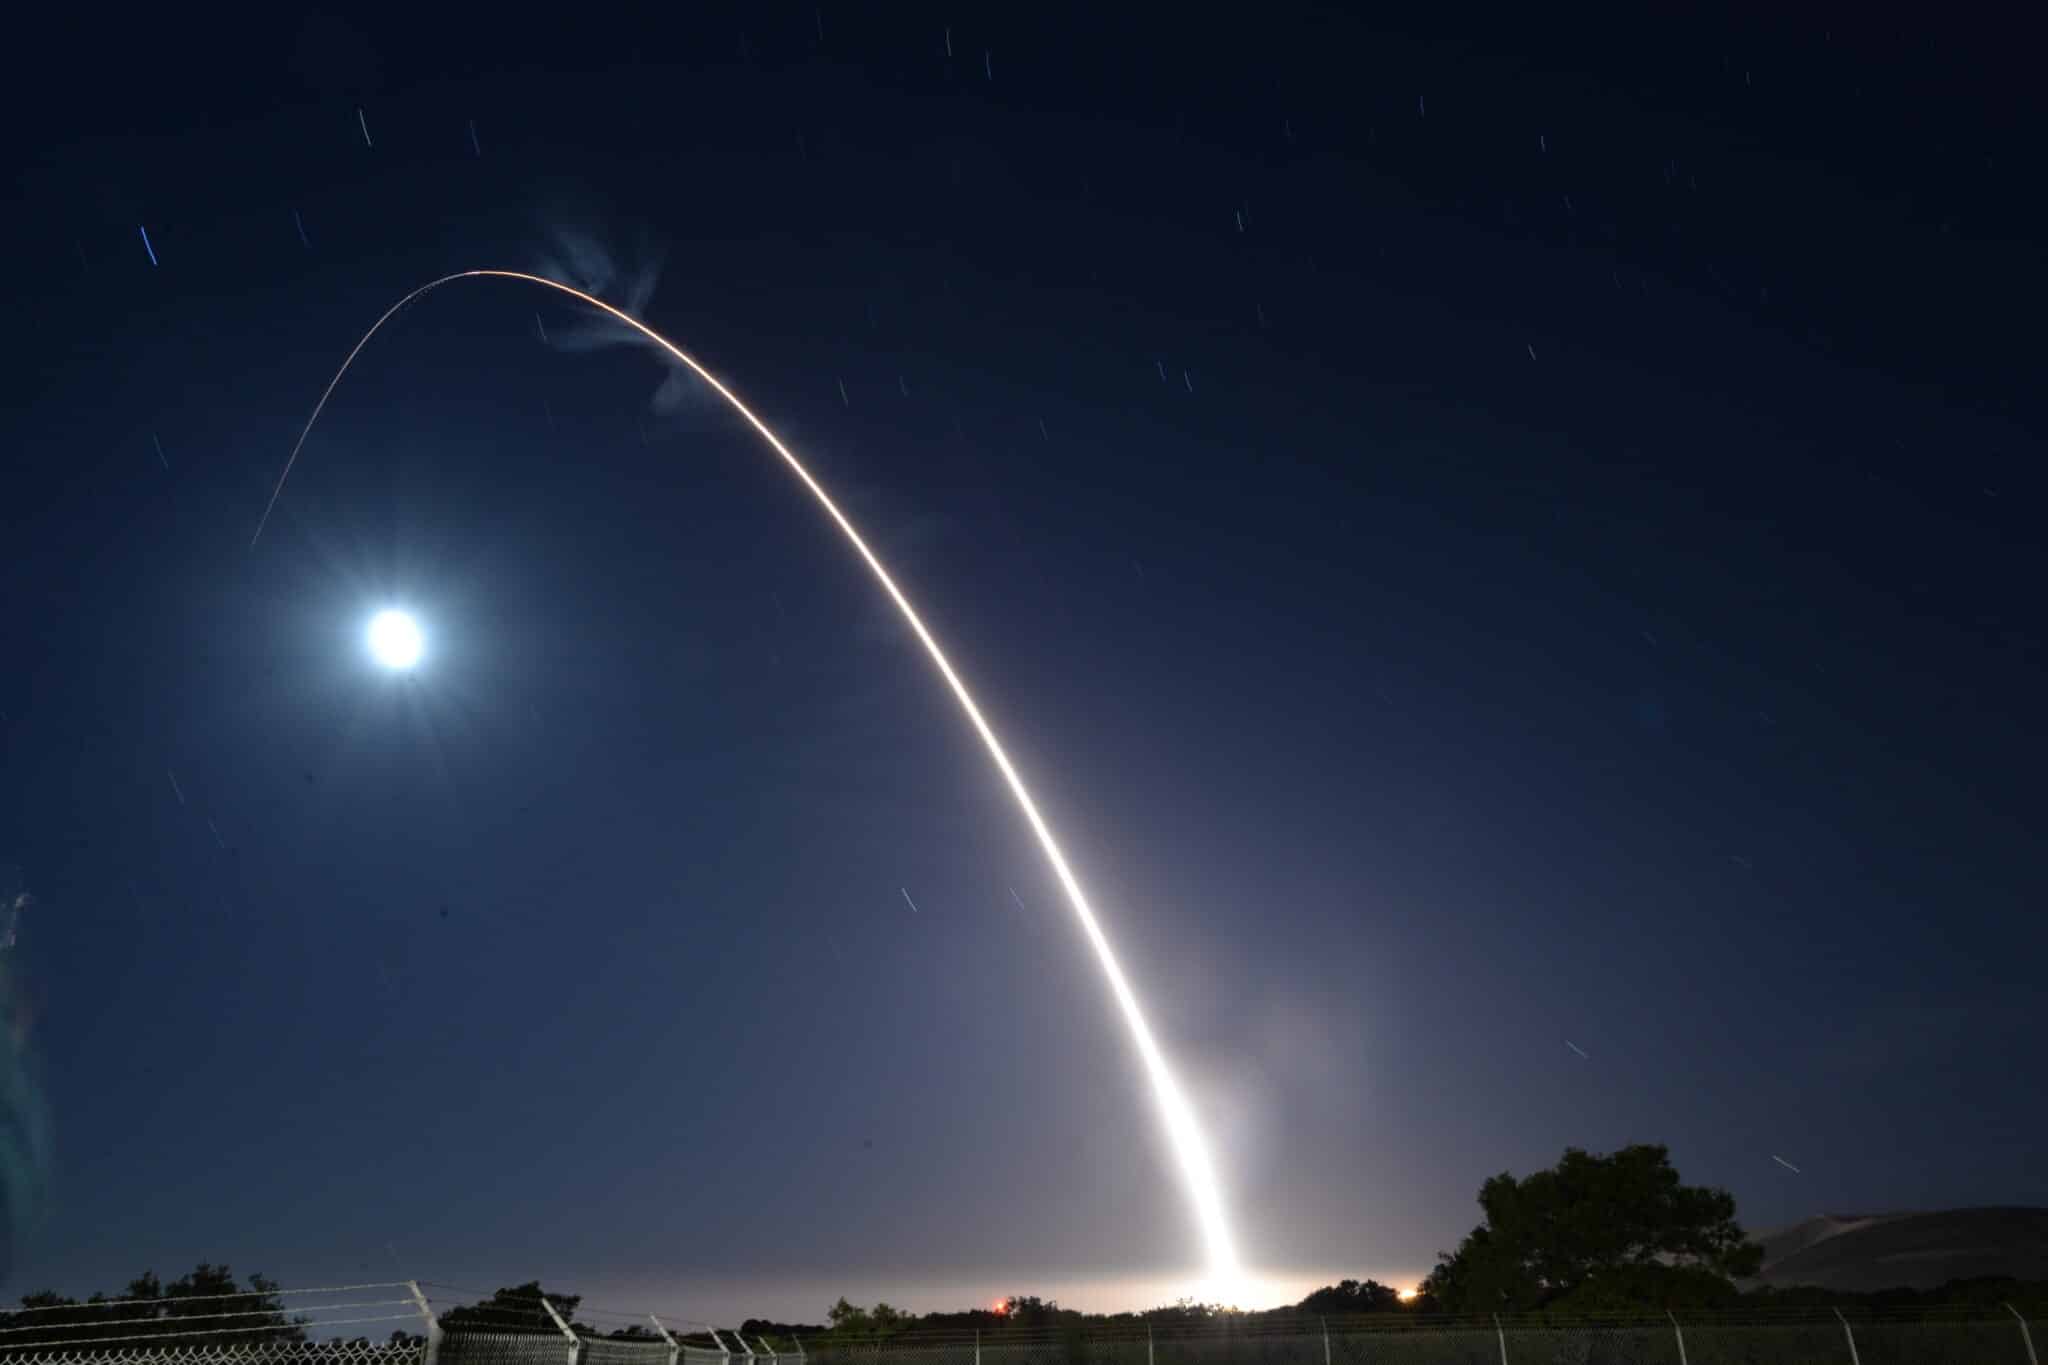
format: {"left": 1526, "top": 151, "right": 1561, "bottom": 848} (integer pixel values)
{"left": 251, "top": 270, "right": 1243, "bottom": 1288}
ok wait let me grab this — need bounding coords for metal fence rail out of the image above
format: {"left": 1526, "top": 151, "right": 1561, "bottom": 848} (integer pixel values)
{"left": 3, "top": 1285, "right": 2040, "bottom": 1365}
{"left": 805, "top": 1305, "right": 2046, "bottom": 1365}
{"left": 0, "top": 1343, "right": 427, "bottom": 1365}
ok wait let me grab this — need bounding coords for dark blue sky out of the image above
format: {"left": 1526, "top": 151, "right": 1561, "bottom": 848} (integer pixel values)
{"left": 3, "top": 3, "right": 2042, "bottom": 1325}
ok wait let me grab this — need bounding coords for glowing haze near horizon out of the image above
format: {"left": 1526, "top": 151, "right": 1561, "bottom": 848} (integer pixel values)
{"left": 508, "top": 1269, "right": 1411, "bottom": 1326}
{"left": 5, "top": 5, "right": 2043, "bottom": 1322}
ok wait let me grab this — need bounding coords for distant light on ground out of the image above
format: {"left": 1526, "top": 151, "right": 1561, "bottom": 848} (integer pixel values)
{"left": 367, "top": 610, "right": 423, "bottom": 670}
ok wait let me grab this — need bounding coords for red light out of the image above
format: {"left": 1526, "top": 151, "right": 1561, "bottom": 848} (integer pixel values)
{"left": 992, "top": 1301, "right": 1008, "bottom": 1315}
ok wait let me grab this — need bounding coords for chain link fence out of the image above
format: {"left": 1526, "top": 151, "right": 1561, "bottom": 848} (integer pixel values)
{"left": 3, "top": 1288, "right": 2041, "bottom": 1365}
{"left": 578, "top": 1341, "right": 672, "bottom": 1365}
{"left": 440, "top": 1334, "right": 567, "bottom": 1365}
{"left": 0, "top": 1342, "right": 427, "bottom": 1365}
{"left": 806, "top": 1305, "right": 2046, "bottom": 1365}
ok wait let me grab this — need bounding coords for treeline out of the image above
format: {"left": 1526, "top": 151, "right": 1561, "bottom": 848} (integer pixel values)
{"left": 1411, "top": 1145, "right": 2047, "bottom": 1318}
{"left": 807, "top": 1273, "right": 2048, "bottom": 1343}
{"left": 436, "top": 1285, "right": 722, "bottom": 1349}
{"left": 440, "top": 1266, "right": 2048, "bottom": 1350}
{"left": 14, "top": 1145, "right": 2045, "bottom": 1354}
{"left": 813, "top": 1145, "right": 2048, "bottom": 1334}
{"left": 0, "top": 1266, "right": 311, "bottom": 1350}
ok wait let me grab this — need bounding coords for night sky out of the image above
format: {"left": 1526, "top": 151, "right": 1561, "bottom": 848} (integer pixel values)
{"left": 4, "top": 4, "right": 2043, "bottom": 1326}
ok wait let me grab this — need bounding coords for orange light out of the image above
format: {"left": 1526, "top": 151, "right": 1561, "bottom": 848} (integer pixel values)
{"left": 992, "top": 1301, "right": 1008, "bottom": 1315}
{"left": 1397, "top": 1288, "right": 1419, "bottom": 1303}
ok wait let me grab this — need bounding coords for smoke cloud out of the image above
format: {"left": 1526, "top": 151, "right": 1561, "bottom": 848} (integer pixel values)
{"left": 531, "top": 225, "right": 725, "bottom": 424}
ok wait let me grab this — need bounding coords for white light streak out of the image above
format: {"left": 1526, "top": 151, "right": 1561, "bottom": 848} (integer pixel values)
{"left": 251, "top": 270, "right": 1243, "bottom": 1286}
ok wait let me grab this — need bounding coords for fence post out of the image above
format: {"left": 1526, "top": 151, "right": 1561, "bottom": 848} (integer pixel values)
{"left": 1146, "top": 1325, "right": 1153, "bottom": 1365}
{"left": 977, "top": 1330, "right": 983, "bottom": 1365}
{"left": 794, "top": 1338, "right": 806, "bottom": 1365}
{"left": 1667, "top": 1311, "right": 1687, "bottom": 1365}
{"left": 731, "top": 1330, "right": 756, "bottom": 1365}
{"left": 407, "top": 1282, "right": 444, "bottom": 1365}
{"left": 1832, "top": 1309, "right": 1860, "bottom": 1365}
{"left": 709, "top": 1330, "right": 733, "bottom": 1365}
{"left": 651, "top": 1315, "right": 680, "bottom": 1365}
{"left": 758, "top": 1336, "right": 778, "bottom": 1365}
{"left": 2009, "top": 1304, "right": 2041, "bottom": 1365}
{"left": 540, "top": 1295, "right": 580, "bottom": 1365}
{"left": 1321, "top": 1317, "right": 1330, "bottom": 1365}
{"left": 1493, "top": 1315, "right": 1508, "bottom": 1365}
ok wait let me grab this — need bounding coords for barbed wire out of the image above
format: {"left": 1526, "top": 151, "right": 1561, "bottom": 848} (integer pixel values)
{"left": 0, "top": 1311, "right": 2034, "bottom": 1365}
{"left": 427, "top": 1307, "right": 654, "bottom": 1329}
{"left": 415, "top": 1288, "right": 721, "bottom": 1334}
{"left": 0, "top": 1315, "right": 421, "bottom": 1351}
{"left": 4, "top": 1290, "right": 414, "bottom": 1318}
{"left": 565, "top": 1310, "right": 669, "bottom": 1326}
{"left": 21, "top": 1281, "right": 2028, "bottom": 1356}
{"left": 1, "top": 1307, "right": 417, "bottom": 1339}
{"left": 803, "top": 1299, "right": 2046, "bottom": 1347}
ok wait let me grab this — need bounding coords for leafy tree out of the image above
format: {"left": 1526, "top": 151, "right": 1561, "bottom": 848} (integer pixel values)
{"left": 1421, "top": 1144, "right": 1761, "bottom": 1313}
{"left": 155, "top": 1266, "right": 305, "bottom": 1345}
{"left": 1296, "top": 1281, "right": 1404, "bottom": 1315}
{"left": 825, "top": 1298, "right": 870, "bottom": 1335}
{"left": 738, "top": 1317, "right": 826, "bottom": 1343}
{"left": 1545, "top": 1264, "right": 1742, "bottom": 1314}
{"left": 1, "top": 1266, "right": 302, "bottom": 1349}
{"left": 1124, "top": 1300, "right": 1236, "bottom": 1327}
{"left": 0, "top": 1291, "right": 113, "bottom": 1347}
{"left": 993, "top": 1296, "right": 1069, "bottom": 1328}
{"left": 822, "top": 1299, "right": 917, "bottom": 1340}
{"left": 439, "top": 1283, "right": 590, "bottom": 1336}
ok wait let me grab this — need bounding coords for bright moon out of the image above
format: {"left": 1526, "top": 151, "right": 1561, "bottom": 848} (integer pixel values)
{"left": 367, "top": 610, "right": 423, "bottom": 670}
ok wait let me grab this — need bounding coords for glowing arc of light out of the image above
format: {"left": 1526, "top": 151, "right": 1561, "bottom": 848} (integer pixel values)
{"left": 251, "top": 269, "right": 1242, "bottom": 1287}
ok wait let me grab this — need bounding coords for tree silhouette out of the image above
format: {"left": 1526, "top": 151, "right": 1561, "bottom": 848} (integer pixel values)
{"left": 1, "top": 1266, "right": 304, "bottom": 1349}
{"left": 1422, "top": 1144, "right": 1761, "bottom": 1313}
{"left": 824, "top": 1299, "right": 869, "bottom": 1335}
{"left": 1295, "top": 1281, "right": 1404, "bottom": 1315}
{"left": 439, "top": 1283, "right": 590, "bottom": 1336}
